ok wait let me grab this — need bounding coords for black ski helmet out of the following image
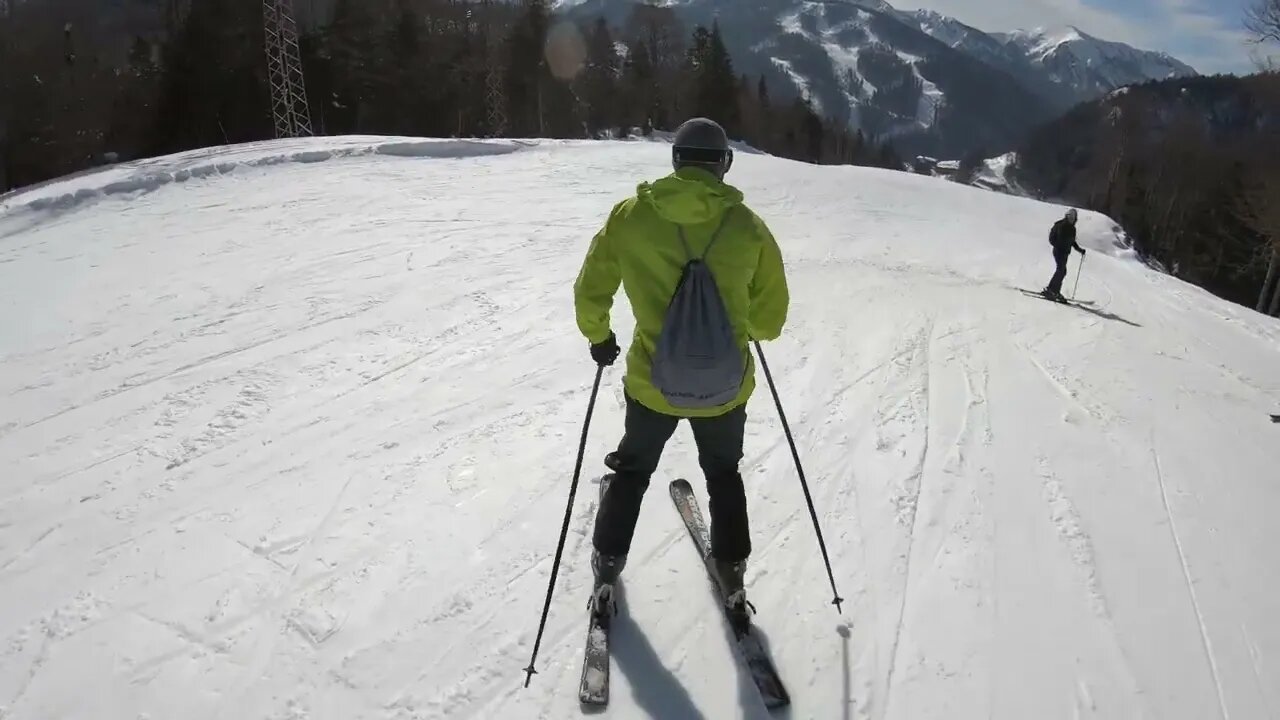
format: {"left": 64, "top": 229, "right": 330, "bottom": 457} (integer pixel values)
{"left": 672, "top": 117, "right": 733, "bottom": 178}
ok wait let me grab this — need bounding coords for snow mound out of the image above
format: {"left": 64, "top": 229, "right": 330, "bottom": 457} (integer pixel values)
{"left": 0, "top": 137, "right": 521, "bottom": 216}
{"left": 970, "top": 152, "right": 1028, "bottom": 195}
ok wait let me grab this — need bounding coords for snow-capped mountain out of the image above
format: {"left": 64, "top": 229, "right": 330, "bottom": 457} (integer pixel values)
{"left": 998, "top": 26, "right": 1198, "bottom": 102}
{"left": 565, "top": 0, "right": 1197, "bottom": 157}
{"left": 568, "top": 0, "right": 1056, "bottom": 157}
{"left": 897, "top": 10, "right": 1069, "bottom": 104}
{"left": 902, "top": 9, "right": 1024, "bottom": 68}
{"left": 900, "top": 12, "right": 1197, "bottom": 105}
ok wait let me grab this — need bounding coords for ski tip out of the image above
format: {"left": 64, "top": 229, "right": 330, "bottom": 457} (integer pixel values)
{"left": 765, "top": 695, "right": 792, "bottom": 711}
{"left": 669, "top": 478, "right": 693, "bottom": 493}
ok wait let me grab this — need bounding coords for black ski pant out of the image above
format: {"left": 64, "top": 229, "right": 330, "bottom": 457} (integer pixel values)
{"left": 593, "top": 394, "right": 750, "bottom": 563}
{"left": 1047, "top": 249, "right": 1071, "bottom": 295}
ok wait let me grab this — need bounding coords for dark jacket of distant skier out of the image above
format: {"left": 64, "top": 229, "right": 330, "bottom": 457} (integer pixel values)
{"left": 1050, "top": 213, "right": 1084, "bottom": 257}
{"left": 1045, "top": 209, "right": 1085, "bottom": 297}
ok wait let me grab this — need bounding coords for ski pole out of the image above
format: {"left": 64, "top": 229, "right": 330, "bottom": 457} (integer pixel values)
{"left": 523, "top": 364, "right": 605, "bottom": 687}
{"left": 752, "top": 341, "right": 844, "bottom": 614}
{"left": 1071, "top": 253, "right": 1085, "bottom": 301}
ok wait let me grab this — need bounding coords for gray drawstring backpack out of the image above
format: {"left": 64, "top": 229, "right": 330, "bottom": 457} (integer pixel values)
{"left": 651, "top": 210, "right": 745, "bottom": 409}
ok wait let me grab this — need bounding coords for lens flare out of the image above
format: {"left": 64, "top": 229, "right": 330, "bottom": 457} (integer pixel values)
{"left": 545, "top": 22, "right": 586, "bottom": 81}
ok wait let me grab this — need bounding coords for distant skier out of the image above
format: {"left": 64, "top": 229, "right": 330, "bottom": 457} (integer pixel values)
{"left": 573, "top": 117, "right": 790, "bottom": 625}
{"left": 1043, "top": 208, "right": 1086, "bottom": 301}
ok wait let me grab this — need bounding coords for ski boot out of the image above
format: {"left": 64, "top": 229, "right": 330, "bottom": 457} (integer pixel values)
{"left": 589, "top": 551, "right": 626, "bottom": 620}
{"left": 604, "top": 452, "right": 624, "bottom": 473}
{"left": 712, "top": 557, "right": 755, "bottom": 633}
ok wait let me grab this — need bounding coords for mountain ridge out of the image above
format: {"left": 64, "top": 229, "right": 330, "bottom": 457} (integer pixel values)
{"left": 997, "top": 25, "right": 1197, "bottom": 102}
{"left": 562, "top": 0, "right": 1198, "bottom": 156}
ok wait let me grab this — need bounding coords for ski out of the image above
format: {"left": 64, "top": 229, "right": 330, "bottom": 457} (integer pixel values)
{"left": 578, "top": 610, "right": 610, "bottom": 706}
{"left": 668, "top": 479, "right": 791, "bottom": 710}
{"left": 1018, "top": 288, "right": 1076, "bottom": 306}
{"left": 578, "top": 475, "right": 614, "bottom": 706}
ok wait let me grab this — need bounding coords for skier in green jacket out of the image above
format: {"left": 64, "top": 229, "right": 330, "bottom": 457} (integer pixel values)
{"left": 573, "top": 118, "right": 790, "bottom": 623}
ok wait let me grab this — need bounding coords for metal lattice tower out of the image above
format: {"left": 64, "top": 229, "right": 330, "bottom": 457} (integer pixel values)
{"left": 486, "top": 54, "right": 506, "bottom": 137}
{"left": 263, "top": 0, "right": 313, "bottom": 138}
{"left": 480, "top": 1, "right": 506, "bottom": 137}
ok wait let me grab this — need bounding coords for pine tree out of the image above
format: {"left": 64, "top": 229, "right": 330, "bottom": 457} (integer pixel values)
{"left": 622, "top": 37, "right": 658, "bottom": 135}
{"left": 580, "top": 18, "right": 620, "bottom": 137}
{"left": 325, "top": 0, "right": 388, "bottom": 133}
{"left": 107, "top": 37, "right": 161, "bottom": 156}
{"left": 625, "top": 3, "right": 684, "bottom": 131}
{"left": 450, "top": 0, "right": 497, "bottom": 138}
{"left": 686, "top": 26, "right": 711, "bottom": 67}
{"left": 797, "top": 98, "right": 823, "bottom": 163}
{"left": 705, "top": 22, "right": 739, "bottom": 136}
{"left": 681, "top": 22, "right": 738, "bottom": 136}
{"left": 754, "top": 75, "right": 773, "bottom": 151}
{"left": 153, "top": 0, "right": 268, "bottom": 153}
{"left": 737, "top": 72, "right": 759, "bottom": 148}
{"left": 957, "top": 146, "right": 986, "bottom": 184}
{"left": 389, "top": 2, "right": 426, "bottom": 135}
{"left": 680, "top": 25, "right": 710, "bottom": 122}
{"left": 0, "top": 5, "right": 12, "bottom": 190}
{"left": 878, "top": 141, "right": 903, "bottom": 170}
{"left": 504, "top": 0, "right": 552, "bottom": 136}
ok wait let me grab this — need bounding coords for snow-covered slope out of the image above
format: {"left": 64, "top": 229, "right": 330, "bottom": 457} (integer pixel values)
{"left": 1000, "top": 26, "right": 1198, "bottom": 101}
{"left": 2, "top": 138, "right": 1279, "bottom": 719}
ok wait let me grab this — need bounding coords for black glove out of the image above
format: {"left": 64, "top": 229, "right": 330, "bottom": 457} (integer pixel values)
{"left": 1078, "top": 247, "right": 1087, "bottom": 256}
{"left": 590, "top": 333, "right": 621, "bottom": 367}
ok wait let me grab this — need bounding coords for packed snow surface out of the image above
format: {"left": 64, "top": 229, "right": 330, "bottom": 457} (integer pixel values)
{"left": 1, "top": 137, "right": 1278, "bottom": 720}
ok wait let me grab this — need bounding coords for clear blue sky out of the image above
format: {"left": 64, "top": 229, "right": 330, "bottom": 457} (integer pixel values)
{"left": 901, "top": 0, "right": 1270, "bottom": 74}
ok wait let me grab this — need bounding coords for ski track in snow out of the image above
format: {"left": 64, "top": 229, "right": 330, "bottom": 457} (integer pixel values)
{"left": 1150, "top": 441, "right": 1228, "bottom": 720}
{"left": 1, "top": 137, "right": 1279, "bottom": 719}
{"left": 880, "top": 319, "right": 933, "bottom": 720}
{"left": 1037, "top": 457, "right": 1107, "bottom": 618}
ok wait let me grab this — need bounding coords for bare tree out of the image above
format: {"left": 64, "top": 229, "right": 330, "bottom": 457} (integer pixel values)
{"left": 1262, "top": 249, "right": 1280, "bottom": 314}
{"left": 1237, "top": 166, "right": 1280, "bottom": 313}
{"left": 0, "top": 3, "right": 11, "bottom": 191}
{"left": 1246, "top": 0, "right": 1280, "bottom": 45}
{"left": 1271, "top": 251, "right": 1280, "bottom": 316}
